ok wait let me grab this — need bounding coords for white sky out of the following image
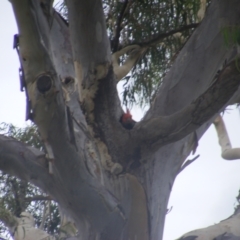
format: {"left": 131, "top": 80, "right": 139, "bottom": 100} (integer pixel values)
{"left": 1, "top": 2, "right": 240, "bottom": 240}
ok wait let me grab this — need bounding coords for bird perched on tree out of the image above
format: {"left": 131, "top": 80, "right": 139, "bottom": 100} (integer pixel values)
{"left": 120, "top": 109, "right": 136, "bottom": 130}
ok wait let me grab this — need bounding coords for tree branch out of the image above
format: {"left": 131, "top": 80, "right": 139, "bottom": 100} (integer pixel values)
{"left": 112, "top": 0, "right": 129, "bottom": 52}
{"left": 144, "top": 0, "right": 240, "bottom": 122}
{"left": 10, "top": 0, "right": 48, "bottom": 74}
{"left": 111, "top": 23, "right": 198, "bottom": 81}
{"left": 139, "top": 23, "right": 199, "bottom": 47}
{"left": 180, "top": 207, "right": 240, "bottom": 239}
{"left": 133, "top": 59, "right": 240, "bottom": 151}
{"left": 25, "top": 195, "right": 52, "bottom": 202}
{"left": 11, "top": 178, "right": 28, "bottom": 216}
{"left": 0, "top": 134, "right": 54, "bottom": 195}
{"left": 213, "top": 115, "right": 240, "bottom": 160}
{"left": 112, "top": 45, "right": 147, "bottom": 81}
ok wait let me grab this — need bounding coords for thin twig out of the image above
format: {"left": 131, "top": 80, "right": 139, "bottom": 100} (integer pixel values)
{"left": 138, "top": 23, "right": 199, "bottom": 47}
{"left": 112, "top": 0, "right": 129, "bottom": 52}
{"left": 166, "top": 206, "right": 173, "bottom": 215}
{"left": 25, "top": 195, "right": 52, "bottom": 202}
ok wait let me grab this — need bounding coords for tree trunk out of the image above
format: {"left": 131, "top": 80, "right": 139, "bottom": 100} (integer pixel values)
{"left": 1, "top": 0, "right": 240, "bottom": 239}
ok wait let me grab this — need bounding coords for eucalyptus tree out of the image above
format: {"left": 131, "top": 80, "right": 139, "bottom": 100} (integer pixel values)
{"left": 1, "top": 0, "right": 240, "bottom": 239}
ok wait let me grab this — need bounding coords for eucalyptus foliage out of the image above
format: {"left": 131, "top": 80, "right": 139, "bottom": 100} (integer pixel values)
{"left": 55, "top": 0, "right": 209, "bottom": 107}
{"left": 0, "top": 123, "right": 60, "bottom": 238}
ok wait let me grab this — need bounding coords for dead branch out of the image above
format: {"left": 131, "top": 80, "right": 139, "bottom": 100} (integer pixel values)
{"left": 213, "top": 115, "right": 240, "bottom": 160}
{"left": 112, "top": 45, "right": 147, "bottom": 81}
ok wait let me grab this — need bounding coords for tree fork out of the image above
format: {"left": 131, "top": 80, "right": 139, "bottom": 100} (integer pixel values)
{"left": 10, "top": 0, "right": 150, "bottom": 239}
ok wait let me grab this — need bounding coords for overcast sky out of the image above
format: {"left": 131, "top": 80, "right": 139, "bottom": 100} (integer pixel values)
{"left": 1, "top": 2, "right": 240, "bottom": 240}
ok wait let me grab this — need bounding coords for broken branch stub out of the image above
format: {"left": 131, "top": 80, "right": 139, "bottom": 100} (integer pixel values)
{"left": 213, "top": 115, "right": 240, "bottom": 160}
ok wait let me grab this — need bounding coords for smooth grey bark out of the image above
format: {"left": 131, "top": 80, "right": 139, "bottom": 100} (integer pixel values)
{"left": 2, "top": 0, "right": 240, "bottom": 240}
{"left": 10, "top": 0, "right": 126, "bottom": 239}
{"left": 138, "top": 0, "right": 240, "bottom": 239}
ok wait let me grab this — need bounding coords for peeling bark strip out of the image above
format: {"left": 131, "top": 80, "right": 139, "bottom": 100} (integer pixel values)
{"left": 67, "top": 1, "right": 128, "bottom": 175}
{"left": 74, "top": 61, "right": 110, "bottom": 123}
{"left": 67, "top": 0, "right": 111, "bottom": 124}
{"left": 0, "top": 135, "right": 50, "bottom": 190}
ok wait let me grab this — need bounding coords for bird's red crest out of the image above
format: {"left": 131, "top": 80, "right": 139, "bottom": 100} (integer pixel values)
{"left": 120, "top": 108, "right": 136, "bottom": 129}
{"left": 122, "top": 108, "right": 132, "bottom": 122}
